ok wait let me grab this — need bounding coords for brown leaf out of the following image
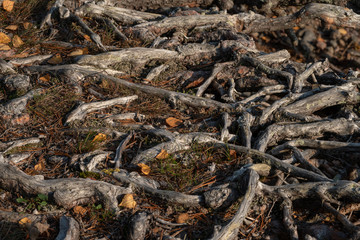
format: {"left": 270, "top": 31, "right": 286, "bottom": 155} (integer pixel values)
{"left": 5, "top": 25, "right": 18, "bottom": 30}
{"left": 68, "top": 49, "right": 83, "bottom": 57}
{"left": 156, "top": 149, "right": 169, "bottom": 160}
{"left": 83, "top": 34, "right": 91, "bottom": 41}
{"left": 0, "top": 32, "right": 11, "bottom": 44}
{"left": 119, "top": 194, "right": 136, "bottom": 209}
{"left": 11, "top": 113, "right": 30, "bottom": 125}
{"left": 138, "top": 163, "right": 151, "bottom": 175}
{"left": 229, "top": 149, "right": 236, "bottom": 159}
{"left": 23, "top": 22, "right": 32, "bottom": 29}
{"left": 0, "top": 44, "right": 11, "bottom": 50}
{"left": 176, "top": 213, "right": 189, "bottom": 223}
{"left": 34, "top": 162, "right": 45, "bottom": 171}
{"left": 12, "top": 35, "right": 24, "bottom": 48}
{"left": 39, "top": 74, "right": 51, "bottom": 82}
{"left": 47, "top": 54, "right": 62, "bottom": 64}
{"left": 73, "top": 206, "right": 87, "bottom": 216}
{"left": 19, "top": 217, "right": 31, "bottom": 225}
{"left": 3, "top": 0, "right": 14, "bottom": 12}
{"left": 165, "top": 117, "right": 182, "bottom": 127}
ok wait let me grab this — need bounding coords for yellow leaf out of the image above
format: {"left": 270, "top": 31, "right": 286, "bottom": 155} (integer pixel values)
{"left": 68, "top": 49, "right": 83, "bottom": 56}
{"left": 34, "top": 162, "right": 45, "bottom": 171}
{"left": 39, "top": 74, "right": 51, "bottom": 82}
{"left": 12, "top": 35, "right": 24, "bottom": 48}
{"left": 156, "top": 149, "right": 169, "bottom": 160}
{"left": 338, "top": 28, "right": 347, "bottom": 35}
{"left": 165, "top": 117, "right": 182, "bottom": 127}
{"left": 0, "top": 32, "right": 11, "bottom": 44}
{"left": 73, "top": 206, "right": 87, "bottom": 216}
{"left": 83, "top": 35, "right": 91, "bottom": 41}
{"left": 92, "top": 133, "right": 107, "bottom": 142}
{"left": 119, "top": 194, "right": 136, "bottom": 208}
{"left": 47, "top": 54, "right": 62, "bottom": 64}
{"left": 3, "top": 0, "right": 14, "bottom": 12}
{"left": 5, "top": 25, "right": 18, "bottom": 30}
{"left": 19, "top": 217, "right": 31, "bottom": 225}
{"left": 176, "top": 213, "right": 189, "bottom": 223}
{"left": 23, "top": 22, "right": 31, "bottom": 29}
{"left": 0, "top": 44, "right": 10, "bottom": 50}
{"left": 138, "top": 163, "right": 151, "bottom": 175}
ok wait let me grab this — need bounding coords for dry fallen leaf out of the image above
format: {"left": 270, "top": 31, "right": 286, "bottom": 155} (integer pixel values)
{"left": 138, "top": 163, "right": 151, "bottom": 175}
{"left": 5, "top": 25, "right": 18, "bottom": 30}
{"left": 0, "top": 44, "right": 11, "bottom": 50}
{"left": 338, "top": 28, "right": 347, "bottom": 35}
{"left": 19, "top": 217, "right": 31, "bottom": 225}
{"left": 39, "top": 74, "right": 51, "bottom": 82}
{"left": 12, "top": 35, "right": 24, "bottom": 48}
{"left": 119, "top": 194, "right": 136, "bottom": 208}
{"left": 92, "top": 133, "right": 107, "bottom": 142}
{"left": 47, "top": 54, "right": 62, "bottom": 64}
{"left": 34, "top": 162, "right": 45, "bottom": 171}
{"left": 0, "top": 32, "right": 11, "bottom": 44}
{"left": 176, "top": 213, "right": 189, "bottom": 223}
{"left": 229, "top": 149, "right": 236, "bottom": 159}
{"left": 156, "top": 149, "right": 169, "bottom": 160}
{"left": 73, "top": 206, "right": 87, "bottom": 216}
{"left": 11, "top": 113, "right": 30, "bottom": 125}
{"left": 23, "top": 22, "right": 32, "bottom": 29}
{"left": 83, "top": 34, "right": 91, "bottom": 41}
{"left": 3, "top": 0, "right": 14, "bottom": 12}
{"left": 184, "top": 77, "right": 205, "bottom": 89}
{"left": 165, "top": 117, "right": 182, "bottom": 127}
{"left": 68, "top": 49, "right": 83, "bottom": 56}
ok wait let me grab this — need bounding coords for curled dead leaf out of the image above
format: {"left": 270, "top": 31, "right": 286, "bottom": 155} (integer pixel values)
{"left": 39, "top": 74, "right": 51, "bottom": 82}
{"left": 19, "top": 217, "right": 31, "bottom": 225}
{"left": 47, "top": 54, "right": 62, "bottom": 64}
{"left": 0, "top": 44, "right": 11, "bottom": 50}
{"left": 165, "top": 117, "right": 182, "bottom": 127}
{"left": 3, "top": 0, "right": 14, "bottom": 12}
{"left": 12, "top": 35, "right": 24, "bottom": 48}
{"left": 119, "top": 194, "right": 136, "bottom": 209}
{"left": 338, "top": 28, "right": 347, "bottom": 35}
{"left": 34, "top": 162, "right": 45, "bottom": 171}
{"left": 5, "top": 25, "right": 18, "bottom": 30}
{"left": 0, "top": 32, "right": 11, "bottom": 44}
{"left": 23, "top": 22, "right": 32, "bottom": 29}
{"left": 73, "top": 206, "right": 87, "bottom": 216}
{"left": 68, "top": 49, "right": 84, "bottom": 56}
{"left": 176, "top": 213, "right": 189, "bottom": 223}
{"left": 156, "top": 149, "right": 169, "bottom": 160}
{"left": 138, "top": 163, "right": 151, "bottom": 175}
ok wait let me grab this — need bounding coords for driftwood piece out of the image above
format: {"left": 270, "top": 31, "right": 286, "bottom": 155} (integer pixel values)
{"left": 239, "top": 56, "right": 294, "bottom": 89}
{"left": 282, "top": 80, "right": 360, "bottom": 116}
{"left": 65, "top": 95, "right": 138, "bottom": 124}
{"left": 0, "top": 162, "right": 132, "bottom": 211}
{"left": 131, "top": 132, "right": 219, "bottom": 165}
{"left": 75, "top": 48, "right": 179, "bottom": 69}
{"left": 260, "top": 180, "right": 360, "bottom": 202}
{"left": 113, "top": 172, "right": 203, "bottom": 206}
{"left": 55, "top": 216, "right": 80, "bottom": 240}
{"left": 237, "top": 111, "right": 254, "bottom": 148}
{"left": 76, "top": 3, "right": 162, "bottom": 25}
{"left": 292, "top": 59, "right": 329, "bottom": 93}
{"left": 128, "top": 211, "right": 151, "bottom": 240}
{"left": 255, "top": 118, "right": 360, "bottom": 152}
{"left": 114, "top": 132, "right": 133, "bottom": 169}
{"left": 71, "top": 150, "right": 112, "bottom": 172}
{"left": 9, "top": 54, "right": 53, "bottom": 66}
{"left": 0, "top": 137, "right": 41, "bottom": 154}
{"left": 271, "top": 139, "right": 360, "bottom": 155}
{"left": 290, "top": 146, "right": 327, "bottom": 178}
{"left": 279, "top": 191, "right": 299, "bottom": 240}
{"left": 113, "top": 169, "right": 160, "bottom": 189}
{"left": 238, "top": 84, "right": 286, "bottom": 105}
{"left": 209, "top": 169, "right": 258, "bottom": 240}
{"left": 212, "top": 143, "right": 330, "bottom": 182}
